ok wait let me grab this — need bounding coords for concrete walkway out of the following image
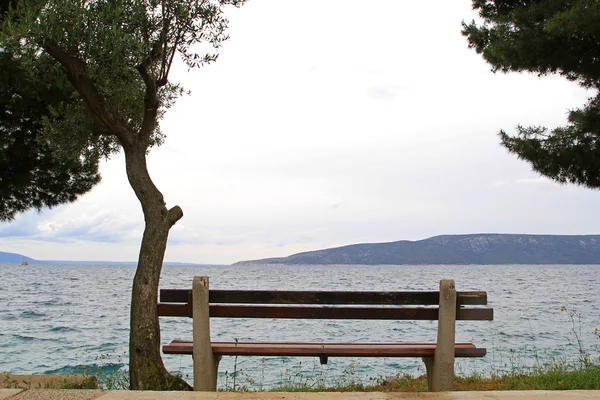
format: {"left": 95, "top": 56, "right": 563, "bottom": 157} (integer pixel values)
{"left": 4, "top": 390, "right": 600, "bottom": 400}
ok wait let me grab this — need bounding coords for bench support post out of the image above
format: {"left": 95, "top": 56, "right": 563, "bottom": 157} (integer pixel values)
{"left": 424, "top": 279, "right": 456, "bottom": 392}
{"left": 193, "top": 276, "right": 219, "bottom": 391}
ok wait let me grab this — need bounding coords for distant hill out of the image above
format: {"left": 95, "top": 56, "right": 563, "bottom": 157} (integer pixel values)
{"left": 233, "top": 234, "right": 600, "bottom": 265}
{"left": 0, "top": 251, "right": 43, "bottom": 264}
{"left": 0, "top": 251, "right": 217, "bottom": 266}
{"left": 39, "top": 260, "right": 210, "bottom": 266}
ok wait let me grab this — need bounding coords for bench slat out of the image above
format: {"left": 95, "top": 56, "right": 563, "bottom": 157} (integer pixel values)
{"left": 170, "top": 340, "right": 478, "bottom": 347}
{"left": 162, "top": 341, "right": 486, "bottom": 358}
{"left": 157, "top": 303, "right": 190, "bottom": 317}
{"left": 160, "top": 289, "right": 487, "bottom": 305}
{"left": 158, "top": 304, "right": 493, "bottom": 321}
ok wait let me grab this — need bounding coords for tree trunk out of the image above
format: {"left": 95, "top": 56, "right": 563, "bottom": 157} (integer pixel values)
{"left": 124, "top": 142, "right": 191, "bottom": 391}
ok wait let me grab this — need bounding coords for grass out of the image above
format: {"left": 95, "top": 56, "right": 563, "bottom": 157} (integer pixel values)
{"left": 268, "top": 364, "right": 600, "bottom": 392}
{"left": 4, "top": 308, "right": 599, "bottom": 392}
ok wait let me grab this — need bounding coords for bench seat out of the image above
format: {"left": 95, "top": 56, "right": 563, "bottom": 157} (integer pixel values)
{"left": 163, "top": 340, "right": 486, "bottom": 359}
{"left": 158, "top": 278, "right": 493, "bottom": 391}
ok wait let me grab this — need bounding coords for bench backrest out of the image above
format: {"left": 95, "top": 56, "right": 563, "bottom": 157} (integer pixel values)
{"left": 158, "top": 288, "right": 493, "bottom": 321}
{"left": 158, "top": 277, "right": 493, "bottom": 392}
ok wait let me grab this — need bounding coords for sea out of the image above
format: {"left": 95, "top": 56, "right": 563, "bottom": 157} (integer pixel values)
{"left": 1, "top": 263, "right": 599, "bottom": 390}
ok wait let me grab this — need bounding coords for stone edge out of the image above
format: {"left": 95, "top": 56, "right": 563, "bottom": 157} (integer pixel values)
{"left": 0, "top": 389, "right": 24, "bottom": 399}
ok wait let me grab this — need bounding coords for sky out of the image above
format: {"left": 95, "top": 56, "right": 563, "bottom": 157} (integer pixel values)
{"left": 2, "top": 0, "right": 600, "bottom": 265}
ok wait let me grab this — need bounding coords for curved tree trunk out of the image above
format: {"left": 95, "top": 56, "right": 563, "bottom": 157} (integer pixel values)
{"left": 124, "top": 142, "right": 191, "bottom": 391}
{"left": 41, "top": 27, "right": 195, "bottom": 391}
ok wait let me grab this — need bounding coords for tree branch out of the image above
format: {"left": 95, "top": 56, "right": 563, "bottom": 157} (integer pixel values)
{"left": 159, "top": 0, "right": 171, "bottom": 84}
{"left": 136, "top": 41, "right": 163, "bottom": 145}
{"left": 167, "top": 205, "right": 184, "bottom": 226}
{"left": 43, "top": 42, "right": 134, "bottom": 148}
{"left": 158, "top": 31, "right": 181, "bottom": 87}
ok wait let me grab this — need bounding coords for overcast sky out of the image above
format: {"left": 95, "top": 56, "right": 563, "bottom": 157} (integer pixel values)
{"left": 2, "top": 0, "right": 599, "bottom": 264}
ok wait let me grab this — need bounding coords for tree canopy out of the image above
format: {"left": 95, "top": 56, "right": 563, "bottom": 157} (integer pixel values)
{"left": 1, "top": 0, "right": 245, "bottom": 390}
{"left": 0, "top": 0, "right": 101, "bottom": 221}
{"left": 462, "top": 0, "right": 600, "bottom": 188}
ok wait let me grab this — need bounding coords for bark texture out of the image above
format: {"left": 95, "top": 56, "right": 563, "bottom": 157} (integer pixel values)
{"left": 124, "top": 143, "right": 190, "bottom": 390}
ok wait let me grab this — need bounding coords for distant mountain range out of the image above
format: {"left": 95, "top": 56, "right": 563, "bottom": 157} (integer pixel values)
{"left": 0, "top": 251, "right": 212, "bottom": 266}
{"left": 233, "top": 234, "right": 600, "bottom": 265}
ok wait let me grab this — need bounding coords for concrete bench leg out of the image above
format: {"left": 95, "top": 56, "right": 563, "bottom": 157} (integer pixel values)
{"left": 422, "top": 356, "right": 434, "bottom": 390}
{"left": 193, "top": 276, "right": 219, "bottom": 391}
{"left": 424, "top": 279, "right": 456, "bottom": 392}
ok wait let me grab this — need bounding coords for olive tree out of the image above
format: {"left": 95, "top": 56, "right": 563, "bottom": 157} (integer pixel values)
{"left": 1, "top": 0, "right": 245, "bottom": 389}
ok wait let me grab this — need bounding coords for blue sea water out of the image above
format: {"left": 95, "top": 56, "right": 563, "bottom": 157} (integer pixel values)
{"left": 1, "top": 263, "right": 599, "bottom": 389}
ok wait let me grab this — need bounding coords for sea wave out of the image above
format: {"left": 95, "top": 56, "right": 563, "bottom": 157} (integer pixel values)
{"left": 20, "top": 311, "right": 47, "bottom": 318}
{"left": 44, "top": 362, "right": 125, "bottom": 376}
{"left": 49, "top": 326, "right": 80, "bottom": 333}
{"left": 12, "top": 334, "right": 57, "bottom": 342}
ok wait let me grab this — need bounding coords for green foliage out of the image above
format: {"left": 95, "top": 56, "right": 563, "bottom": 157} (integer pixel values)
{"left": 92, "top": 351, "right": 130, "bottom": 390}
{"left": 499, "top": 94, "right": 600, "bottom": 187}
{"left": 2, "top": 371, "right": 19, "bottom": 388}
{"left": 0, "top": 1, "right": 101, "bottom": 221}
{"left": 463, "top": 0, "right": 600, "bottom": 188}
{"left": 1, "top": 0, "right": 244, "bottom": 145}
{"left": 463, "top": 0, "right": 600, "bottom": 87}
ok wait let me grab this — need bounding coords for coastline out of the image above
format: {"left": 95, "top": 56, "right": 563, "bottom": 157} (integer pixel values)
{"left": 3, "top": 389, "right": 600, "bottom": 400}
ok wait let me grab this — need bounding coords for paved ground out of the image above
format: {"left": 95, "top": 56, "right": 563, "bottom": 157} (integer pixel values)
{"left": 0, "top": 390, "right": 22, "bottom": 400}
{"left": 1, "top": 390, "right": 103, "bottom": 400}
{"left": 3, "top": 390, "right": 600, "bottom": 400}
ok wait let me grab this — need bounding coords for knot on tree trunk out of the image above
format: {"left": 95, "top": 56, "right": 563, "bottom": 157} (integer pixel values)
{"left": 167, "top": 205, "right": 183, "bottom": 226}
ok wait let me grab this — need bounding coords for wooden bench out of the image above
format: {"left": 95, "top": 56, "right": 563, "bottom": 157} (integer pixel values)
{"left": 158, "top": 276, "right": 493, "bottom": 392}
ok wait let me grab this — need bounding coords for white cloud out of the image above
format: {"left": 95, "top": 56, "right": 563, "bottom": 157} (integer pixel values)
{"left": 515, "top": 177, "right": 554, "bottom": 185}
{"left": 0, "top": 208, "right": 141, "bottom": 243}
{"left": 367, "top": 84, "right": 409, "bottom": 102}
{"left": 35, "top": 211, "right": 140, "bottom": 242}
{"left": 492, "top": 176, "right": 554, "bottom": 187}
{"left": 2, "top": 0, "right": 600, "bottom": 264}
